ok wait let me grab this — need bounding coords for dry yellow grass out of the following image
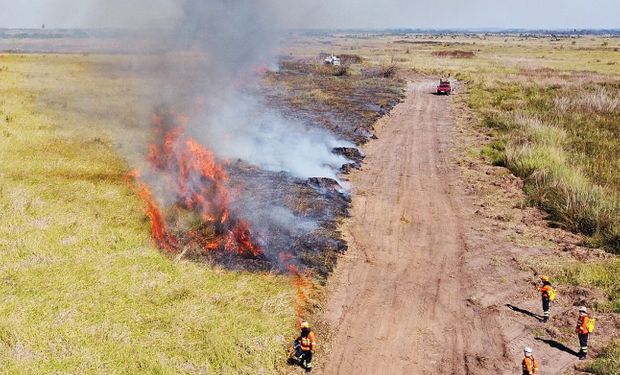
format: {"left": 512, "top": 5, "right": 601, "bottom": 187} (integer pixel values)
{"left": 0, "top": 54, "right": 295, "bottom": 374}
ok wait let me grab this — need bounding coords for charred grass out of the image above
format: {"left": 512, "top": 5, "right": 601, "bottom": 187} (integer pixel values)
{"left": 266, "top": 59, "right": 405, "bottom": 145}
{"left": 256, "top": 57, "right": 404, "bottom": 277}
{"left": 0, "top": 54, "right": 295, "bottom": 374}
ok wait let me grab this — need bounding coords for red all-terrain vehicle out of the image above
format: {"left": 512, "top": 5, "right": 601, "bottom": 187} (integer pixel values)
{"left": 436, "top": 80, "right": 452, "bottom": 95}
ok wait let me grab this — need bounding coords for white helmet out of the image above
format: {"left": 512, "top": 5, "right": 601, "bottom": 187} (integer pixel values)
{"left": 579, "top": 306, "right": 588, "bottom": 313}
{"left": 524, "top": 347, "right": 532, "bottom": 356}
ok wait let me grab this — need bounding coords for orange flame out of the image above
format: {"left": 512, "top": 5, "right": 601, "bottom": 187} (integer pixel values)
{"left": 279, "top": 252, "right": 313, "bottom": 322}
{"left": 133, "top": 105, "right": 315, "bottom": 328}
{"left": 131, "top": 106, "right": 263, "bottom": 258}
{"left": 291, "top": 268, "right": 312, "bottom": 323}
{"left": 128, "top": 170, "right": 178, "bottom": 252}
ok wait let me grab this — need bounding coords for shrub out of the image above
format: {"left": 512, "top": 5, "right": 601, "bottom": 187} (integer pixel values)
{"left": 362, "top": 64, "right": 398, "bottom": 79}
{"left": 339, "top": 54, "right": 364, "bottom": 64}
{"left": 554, "top": 87, "right": 620, "bottom": 114}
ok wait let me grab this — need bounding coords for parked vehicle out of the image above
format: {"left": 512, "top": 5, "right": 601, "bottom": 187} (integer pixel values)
{"left": 436, "top": 80, "right": 452, "bottom": 95}
{"left": 324, "top": 54, "right": 341, "bottom": 66}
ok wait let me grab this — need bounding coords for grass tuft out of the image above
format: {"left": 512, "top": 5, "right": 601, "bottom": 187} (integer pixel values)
{"left": 556, "top": 259, "right": 620, "bottom": 312}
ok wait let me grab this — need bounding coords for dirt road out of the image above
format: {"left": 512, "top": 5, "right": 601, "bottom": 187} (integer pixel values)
{"left": 319, "top": 79, "right": 578, "bottom": 374}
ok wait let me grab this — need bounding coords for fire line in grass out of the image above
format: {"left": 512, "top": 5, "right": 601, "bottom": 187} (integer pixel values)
{"left": 130, "top": 106, "right": 262, "bottom": 258}
{"left": 129, "top": 104, "right": 320, "bottom": 323}
{"left": 279, "top": 252, "right": 314, "bottom": 321}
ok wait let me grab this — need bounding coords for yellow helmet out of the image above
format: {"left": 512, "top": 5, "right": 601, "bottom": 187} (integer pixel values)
{"left": 301, "top": 321, "right": 310, "bottom": 329}
{"left": 540, "top": 275, "right": 550, "bottom": 282}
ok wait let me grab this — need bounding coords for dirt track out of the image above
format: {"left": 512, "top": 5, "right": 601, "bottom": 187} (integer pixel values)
{"left": 319, "top": 79, "right": 579, "bottom": 374}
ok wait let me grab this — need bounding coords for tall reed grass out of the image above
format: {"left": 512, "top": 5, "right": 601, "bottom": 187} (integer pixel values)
{"left": 470, "top": 80, "right": 620, "bottom": 252}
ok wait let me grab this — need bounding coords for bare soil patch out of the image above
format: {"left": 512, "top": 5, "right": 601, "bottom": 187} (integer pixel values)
{"left": 317, "top": 76, "right": 619, "bottom": 374}
{"left": 432, "top": 50, "right": 477, "bottom": 58}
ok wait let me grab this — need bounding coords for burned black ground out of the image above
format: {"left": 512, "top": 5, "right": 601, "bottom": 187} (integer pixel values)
{"left": 213, "top": 57, "right": 406, "bottom": 277}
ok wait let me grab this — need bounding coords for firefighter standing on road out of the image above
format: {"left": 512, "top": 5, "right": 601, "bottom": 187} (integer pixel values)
{"left": 536, "top": 276, "right": 553, "bottom": 322}
{"left": 576, "top": 307, "right": 590, "bottom": 360}
{"left": 297, "top": 321, "right": 317, "bottom": 372}
{"left": 522, "top": 347, "right": 539, "bottom": 375}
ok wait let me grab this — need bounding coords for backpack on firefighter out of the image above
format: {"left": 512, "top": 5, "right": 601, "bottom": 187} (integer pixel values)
{"left": 587, "top": 317, "right": 596, "bottom": 333}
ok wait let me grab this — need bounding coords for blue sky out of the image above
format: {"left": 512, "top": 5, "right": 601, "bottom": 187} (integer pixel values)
{"left": 0, "top": 0, "right": 618, "bottom": 29}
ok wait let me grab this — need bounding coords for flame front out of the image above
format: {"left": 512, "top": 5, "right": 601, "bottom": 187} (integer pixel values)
{"left": 131, "top": 106, "right": 262, "bottom": 258}
{"left": 132, "top": 106, "right": 315, "bottom": 322}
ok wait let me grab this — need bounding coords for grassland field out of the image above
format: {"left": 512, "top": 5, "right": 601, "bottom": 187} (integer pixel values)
{"left": 0, "top": 53, "right": 295, "bottom": 374}
{"left": 1, "top": 33, "right": 619, "bottom": 374}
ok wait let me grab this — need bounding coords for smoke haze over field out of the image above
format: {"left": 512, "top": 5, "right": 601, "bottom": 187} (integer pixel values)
{"left": 143, "top": 0, "right": 350, "bottom": 179}
{"left": 0, "top": 0, "right": 619, "bottom": 29}
{"left": 193, "top": 96, "right": 351, "bottom": 180}
{"left": 0, "top": 0, "right": 356, "bottom": 265}
{"left": 111, "top": 0, "right": 352, "bottom": 262}
{"left": 5, "top": 0, "right": 616, "bottom": 265}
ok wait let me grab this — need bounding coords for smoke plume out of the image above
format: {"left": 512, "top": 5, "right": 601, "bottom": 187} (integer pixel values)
{"left": 119, "top": 0, "right": 351, "bottom": 265}
{"left": 147, "top": 1, "right": 351, "bottom": 178}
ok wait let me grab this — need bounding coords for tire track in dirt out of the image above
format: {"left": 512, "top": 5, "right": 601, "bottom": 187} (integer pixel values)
{"left": 319, "top": 79, "right": 509, "bottom": 374}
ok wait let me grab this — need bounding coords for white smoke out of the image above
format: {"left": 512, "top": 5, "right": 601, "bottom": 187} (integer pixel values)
{"left": 192, "top": 95, "right": 351, "bottom": 180}
{"left": 152, "top": 0, "right": 351, "bottom": 180}
{"left": 28, "top": 0, "right": 353, "bottom": 260}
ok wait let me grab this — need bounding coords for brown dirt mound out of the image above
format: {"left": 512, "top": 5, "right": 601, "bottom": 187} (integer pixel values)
{"left": 432, "top": 50, "right": 476, "bottom": 58}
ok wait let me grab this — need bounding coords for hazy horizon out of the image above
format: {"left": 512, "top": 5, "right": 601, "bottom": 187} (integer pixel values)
{"left": 0, "top": 0, "right": 619, "bottom": 30}
{"left": 2, "top": 26, "right": 620, "bottom": 32}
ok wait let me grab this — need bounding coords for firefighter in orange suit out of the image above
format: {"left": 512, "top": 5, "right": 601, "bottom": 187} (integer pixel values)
{"left": 298, "top": 321, "right": 316, "bottom": 372}
{"left": 576, "top": 306, "right": 590, "bottom": 360}
{"left": 536, "top": 275, "right": 552, "bottom": 322}
{"left": 522, "top": 347, "right": 539, "bottom": 375}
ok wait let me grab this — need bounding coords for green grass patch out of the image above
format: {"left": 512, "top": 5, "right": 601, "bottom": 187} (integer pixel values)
{"left": 0, "top": 55, "right": 294, "bottom": 374}
{"left": 480, "top": 140, "right": 506, "bottom": 166}
{"left": 579, "top": 339, "right": 620, "bottom": 375}
{"left": 468, "top": 78, "right": 620, "bottom": 253}
{"left": 556, "top": 259, "right": 620, "bottom": 313}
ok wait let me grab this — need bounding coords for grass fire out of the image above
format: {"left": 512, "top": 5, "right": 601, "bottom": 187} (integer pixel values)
{"left": 2, "top": 1, "right": 619, "bottom": 374}
{"left": 131, "top": 106, "right": 262, "bottom": 259}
